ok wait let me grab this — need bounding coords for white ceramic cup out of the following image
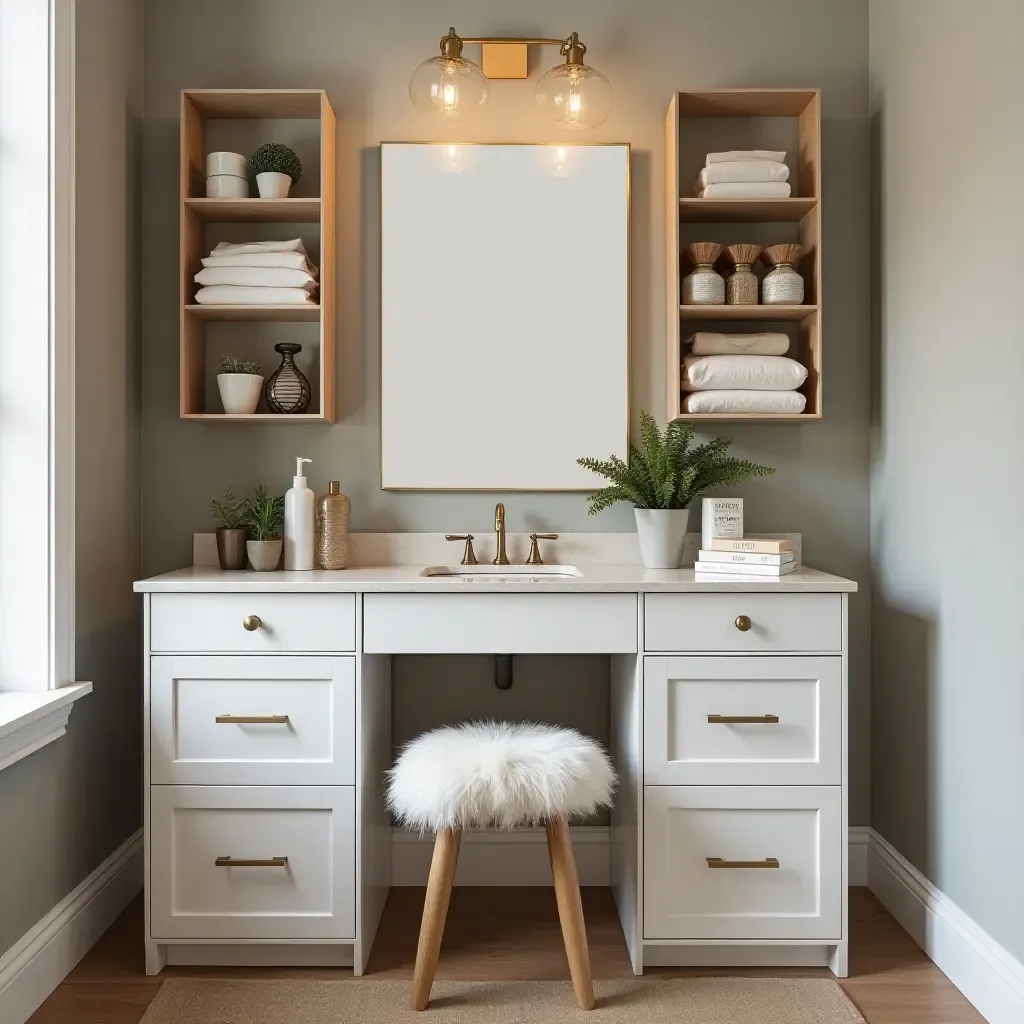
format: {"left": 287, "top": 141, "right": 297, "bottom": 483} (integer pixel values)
{"left": 206, "top": 174, "right": 248, "bottom": 198}
{"left": 256, "top": 171, "right": 292, "bottom": 199}
{"left": 206, "top": 151, "right": 247, "bottom": 177}
{"left": 216, "top": 373, "right": 263, "bottom": 415}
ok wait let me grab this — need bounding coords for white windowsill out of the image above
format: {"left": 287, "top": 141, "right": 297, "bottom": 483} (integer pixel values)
{"left": 0, "top": 682, "right": 92, "bottom": 771}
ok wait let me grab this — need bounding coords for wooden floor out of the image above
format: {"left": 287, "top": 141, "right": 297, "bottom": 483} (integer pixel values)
{"left": 29, "top": 887, "right": 984, "bottom": 1023}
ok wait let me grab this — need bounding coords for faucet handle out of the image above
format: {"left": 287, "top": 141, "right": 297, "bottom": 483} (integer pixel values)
{"left": 526, "top": 533, "right": 559, "bottom": 565}
{"left": 445, "top": 534, "right": 479, "bottom": 566}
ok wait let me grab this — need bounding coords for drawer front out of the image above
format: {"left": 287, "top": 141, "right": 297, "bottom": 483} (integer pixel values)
{"left": 151, "top": 657, "right": 355, "bottom": 785}
{"left": 150, "top": 594, "right": 356, "bottom": 653}
{"left": 644, "top": 593, "right": 841, "bottom": 653}
{"left": 643, "top": 786, "right": 841, "bottom": 940}
{"left": 150, "top": 786, "right": 355, "bottom": 940}
{"left": 643, "top": 656, "right": 841, "bottom": 785}
{"left": 363, "top": 593, "right": 638, "bottom": 654}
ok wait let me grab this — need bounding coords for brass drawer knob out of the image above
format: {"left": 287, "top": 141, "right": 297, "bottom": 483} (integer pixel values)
{"left": 242, "top": 615, "right": 262, "bottom": 632}
{"left": 734, "top": 614, "right": 751, "bottom": 632}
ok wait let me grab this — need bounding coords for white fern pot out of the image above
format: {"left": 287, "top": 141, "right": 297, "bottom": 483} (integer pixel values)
{"left": 634, "top": 508, "right": 690, "bottom": 569}
{"left": 216, "top": 373, "right": 263, "bottom": 414}
{"left": 247, "top": 539, "right": 282, "bottom": 572}
{"left": 256, "top": 171, "right": 292, "bottom": 199}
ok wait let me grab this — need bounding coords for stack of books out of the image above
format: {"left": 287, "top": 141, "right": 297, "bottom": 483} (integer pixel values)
{"left": 694, "top": 536, "right": 797, "bottom": 581}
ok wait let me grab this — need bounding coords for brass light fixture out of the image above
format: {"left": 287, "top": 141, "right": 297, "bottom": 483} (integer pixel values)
{"left": 409, "top": 27, "right": 613, "bottom": 129}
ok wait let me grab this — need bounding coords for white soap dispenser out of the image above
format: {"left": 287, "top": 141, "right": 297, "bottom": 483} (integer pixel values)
{"left": 284, "top": 457, "right": 314, "bottom": 570}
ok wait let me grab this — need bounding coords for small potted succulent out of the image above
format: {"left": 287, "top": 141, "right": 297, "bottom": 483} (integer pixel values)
{"left": 249, "top": 142, "right": 302, "bottom": 199}
{"left": 217, "top": 353, "right": 264, "bottom": 415}
{"left": 243, "top": 485, "right": 285, "bottom": 571}
{"left": 209, "top": 487, "right": 248, "bottom": 570}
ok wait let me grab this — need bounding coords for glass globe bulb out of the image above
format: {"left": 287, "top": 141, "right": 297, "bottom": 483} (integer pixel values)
{"left": 409, "top": 55, "right": 488, "bottom": 122}
{"left": 535, "top": 62, "right": 613, "bottom": 130}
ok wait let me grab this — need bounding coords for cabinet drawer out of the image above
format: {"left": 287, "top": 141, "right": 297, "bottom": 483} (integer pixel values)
{"left": 643, "top": 657, "right": 841, "bottom": 785}
{"left": 644, "top": 593, "right": 841, "bottom": 653}
{"left": 643, "top": 786, "right": 841, "bottom": 940}
{"left": 151, "top": 657, "right": 355, "bottom": 786}
{"left": 150, "top": 786, "right": 355, "bottom": 940}
{"left": 150, "top": 594, "right": 356, "bottom": 653}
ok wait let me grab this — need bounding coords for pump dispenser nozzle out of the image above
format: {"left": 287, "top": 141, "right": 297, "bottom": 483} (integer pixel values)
{"left": 293, "top": 457, "right": 312, "bottom": 486}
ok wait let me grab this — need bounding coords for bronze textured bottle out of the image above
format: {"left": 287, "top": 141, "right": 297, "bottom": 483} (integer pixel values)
{"left": 265, "top": 342, "right": 311, "bottom": 414}
{"left": 316, "top": 481, "right": 351, "bottom": 569}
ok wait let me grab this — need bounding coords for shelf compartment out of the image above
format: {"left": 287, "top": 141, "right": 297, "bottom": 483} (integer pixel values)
{"left": 679, "top": 197, "right": 816, "bottom": 223}
{"left": 184, "top": 198, "right": 321, "bottom": 223}
{"left": 679, "top": 304, "right": 817, "bottom": 322}
{"left": 185, "top": 304, "right": 321, "bottom": 323}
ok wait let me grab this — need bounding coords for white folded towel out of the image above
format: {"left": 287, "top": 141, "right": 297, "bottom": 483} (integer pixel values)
{"left": 194, "top": 285, "right": 317, "bottom": 306}
{"left": 706, "top": 150, "right": 786, "bottom": 165}
{"left": 682, "top": 354, "right": 808, "bottom": 392}
{"left": 202, "top": 250, "right": 318, "bottom": 275}
{"left": 698, "top": 182, "right": 792, "bottom": 199}
{"left": 684, "top": 390, "right": 807, "bottom": 415}
{"left": 212, "top": 238, "right": 307, "bottom": 256}
{"left": 698, "top": 161, "right": 789, "bottom": 187}
{"left": 687, "top": 332, "right": 790, "bottom": 356}
{"left": 194, "top": 266, "right": 318, "bottom": 291}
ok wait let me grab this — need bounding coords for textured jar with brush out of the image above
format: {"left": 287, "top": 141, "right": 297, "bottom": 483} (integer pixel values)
{"left": 725, "top": 244, "right": 761, "bottom": 305}
{"left": 316, "top": 481, "right": 351, "bottom": 570}
{"left": 761, "top": 244, "right": 804, "bottom": 304}
{"left": 682, "top": 242, "right": 725, "bottom": 304}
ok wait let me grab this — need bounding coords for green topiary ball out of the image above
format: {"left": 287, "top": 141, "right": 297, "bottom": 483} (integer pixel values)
{"left": 249, "top": 142, "right": 302, "bottom": 184}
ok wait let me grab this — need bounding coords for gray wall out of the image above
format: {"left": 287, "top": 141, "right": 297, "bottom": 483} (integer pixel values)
{"left": 870, "top": 0, "right": 1024, "bottom": 960}
{"left": 0, "top": 0, "right": 142, "bottom": 954}
{"left": 141, "top": 1, "right": 872, "bottom": 820}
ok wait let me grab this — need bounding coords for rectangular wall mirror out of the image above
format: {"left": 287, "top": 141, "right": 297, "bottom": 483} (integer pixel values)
{"left": 381, "top": 143, "right": 629, "bottom": 490}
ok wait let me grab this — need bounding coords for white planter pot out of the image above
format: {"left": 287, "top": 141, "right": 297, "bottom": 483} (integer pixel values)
{"left": 256, "top": 171, "right": 292, "bottom": 199}
{"left": 216, "top": 373, "right": 263, "bottom": 415}
{"left": 247, "top": 539, "right": 283, "bottom": 572}
{"left": 634, "top": 508, "right": 690, "bottom": 569}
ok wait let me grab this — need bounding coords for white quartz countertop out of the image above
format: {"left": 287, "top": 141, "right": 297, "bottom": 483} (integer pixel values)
{"left": 134, "top": 564, "right": 856, "bottom": 594}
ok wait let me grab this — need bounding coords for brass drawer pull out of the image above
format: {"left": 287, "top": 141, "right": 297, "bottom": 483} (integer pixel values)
{"left": 734, "top": 615, "right": 752, "bottom": 631}
{"left": 215, "top": 856, "right": 289, "bottom": 868}
{"left": 707, "top": 714, "right": 780, "bottom": 725}
{"left": 707, "top": 857, "right": 780, "bottom": 869}
{"left": 242, "top": 615, "right": 262, "bottom": 631}
{"left": 215, "top": 714, "right": 290, "bottom": 725}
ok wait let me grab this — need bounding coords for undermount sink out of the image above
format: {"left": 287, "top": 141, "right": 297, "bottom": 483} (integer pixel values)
{"left": 420, "top": 565, "right": 582, "bottom": 580}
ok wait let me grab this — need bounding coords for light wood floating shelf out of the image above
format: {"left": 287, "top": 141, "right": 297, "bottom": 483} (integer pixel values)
{"left": 679, "top": 197, "right": 817, "bottom": 223}
{"left": 666, "top": 88, "right": 822, "bottom": 422}
{"left": 179, "top": 88, "right": 336, "bottom": 421}
{"left": 184, "top": 197, "right": 322, "bottom": 223}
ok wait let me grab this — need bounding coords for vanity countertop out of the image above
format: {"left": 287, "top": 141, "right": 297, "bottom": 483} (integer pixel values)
{"left": 134, "top": 564, "right": 856, "bottom": 594}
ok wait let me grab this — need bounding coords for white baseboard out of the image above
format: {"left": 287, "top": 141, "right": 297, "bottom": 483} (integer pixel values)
{"left": 867, "top": 828, "right": 1024, "bottom": 1024}
{"left": 848, "top": 825, "right": 870, "bottom": 886}
{"left": 0, "top": 827, "right": 143, "bottom": 1024}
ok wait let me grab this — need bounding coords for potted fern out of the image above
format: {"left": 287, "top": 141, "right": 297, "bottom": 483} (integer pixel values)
{"left": 249, "top": 142, "right": 302, "bottom": 199}
{"left": 578, "top": 411, "right": 775, "bottom": 569}
{"left": 243, "top": 485, "right": 285, "bottom": 571}
{"left": 209, "top": 487, "right": 248, "bottom": 570}
{"left": 217, "top": 353, "right": 264, "bottom": 415}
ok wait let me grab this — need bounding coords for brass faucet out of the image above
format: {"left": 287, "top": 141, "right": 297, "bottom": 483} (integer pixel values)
{"left": 493, "top": 503, "right": 510, "bottom": 565}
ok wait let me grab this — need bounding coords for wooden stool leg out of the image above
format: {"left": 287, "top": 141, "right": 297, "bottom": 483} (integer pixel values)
{"left": 412, "top": 828, "right": 461, "bottom": 1011}
{"left": 546, "top": 816, "right": 596, "bottom": 1010}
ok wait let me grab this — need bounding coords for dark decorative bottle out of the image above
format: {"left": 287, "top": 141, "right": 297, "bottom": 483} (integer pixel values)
{"left": 265, "top": 343, "right": 311, "bottom": 414}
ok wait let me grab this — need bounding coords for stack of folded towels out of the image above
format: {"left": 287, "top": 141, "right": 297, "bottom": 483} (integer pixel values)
{"left": 682, "top": 332, "right": 807, "bottom": 414}
{"left": 194, "top": 239, "right": 319, "bottom": 306}
{"left": 694, "top": 150, "right": 791, "bottom": 199}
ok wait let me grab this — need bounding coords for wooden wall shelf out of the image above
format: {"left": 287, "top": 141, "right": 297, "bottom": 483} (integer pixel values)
{"left": 179, "top": 89, "right": 336, "bottom": 421}
{"left": 667, "top": 89, "right": 822, "bottom": 422}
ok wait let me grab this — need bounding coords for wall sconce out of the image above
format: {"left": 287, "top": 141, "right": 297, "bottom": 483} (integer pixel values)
{"left": 409, "top": 27, "right": 613, "bottom": 129}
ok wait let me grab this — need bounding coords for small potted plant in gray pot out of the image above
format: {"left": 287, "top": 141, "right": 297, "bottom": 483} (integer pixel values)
{"left": 577, "top": 410, "right": 775, "bottom": 569}
{"left": 217, "top": 353, "right": 264, "bottom": 415}
{"left": 249, "top": 142, "right": 302, "bottom": 199}
{"left": 209, "top": 487, "right": 248, "bottom": 570}
{"left": 243, "top": 485, "right": 285, "bottom": 571}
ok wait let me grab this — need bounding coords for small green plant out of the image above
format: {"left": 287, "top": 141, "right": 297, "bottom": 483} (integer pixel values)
{"left": 244, "top": 485, "right": 285, "bottom": 541}
{"left": 209, "top": 487, "right": 246, "bottom": 529}
{"left": 219, "top": 353, "right": 263, "bottom": 375}
{"left": 249, "top": 142, "right": 302, "bottom": 184}
{"left": 577, "top": 410, "right": 775, "bottom": 514}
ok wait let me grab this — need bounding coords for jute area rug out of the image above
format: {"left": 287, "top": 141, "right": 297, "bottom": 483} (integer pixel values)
{"left": 140, "top": 977, "right": 866, "bottom": 1022}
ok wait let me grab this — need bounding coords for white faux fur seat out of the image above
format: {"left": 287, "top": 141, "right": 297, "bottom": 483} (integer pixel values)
{"left": 387, "top": 721, "right": 616, "bottom": 1012}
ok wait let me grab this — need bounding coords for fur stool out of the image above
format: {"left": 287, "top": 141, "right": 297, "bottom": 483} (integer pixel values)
{"left": 387, "top": 721, "right": 616, "bottom": 1011}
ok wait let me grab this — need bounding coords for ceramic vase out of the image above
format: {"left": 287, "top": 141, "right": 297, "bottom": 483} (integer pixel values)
{"left": 634, "top": 507, "right": 690, "bottom": 569}
{"left": 265, "top": 343, "right": 311, "bottom": 414}
{"left": 256, "top": 171, "right": 292, "bottom": 199}
{"left": 217, "top": 373, "right": 263, "bottom": 415}
{"left": 247, "top": 538, "right": 283, "bottom": 572}
{"left": 215, "top": 527, "right": 248, "bottom": 570}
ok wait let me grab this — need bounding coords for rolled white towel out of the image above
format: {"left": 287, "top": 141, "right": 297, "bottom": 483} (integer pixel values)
{"left": 686, "top": 332, "right": 790, "bottom": 356}
{"left": 194, "top": 266, "right": 318, "bottom": 291}
{"left": 194, "top": 285, "right": 317, "bottom": 305}
{"left": 684, "top": 390, "right": 807, "bottom": 415}
{"left": 698, "top": 182, "right": 792, "bottom": 199}
{"left": 698, "top": 161, "right": 789, "bottom": 187}
{"left": 202, "top": 250, "right": 318, "bottom": 275}
{"left": 706, "top": 149, "right": 786, "bottom": 165}
{"left": 682, "top": 354, "right": 808, "bottom": 392}
{"left": 212, "top": 238, "right": 307, "bottom": 256}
